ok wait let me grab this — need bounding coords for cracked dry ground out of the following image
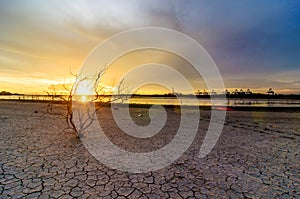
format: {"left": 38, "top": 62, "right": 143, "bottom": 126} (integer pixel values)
{"left": 0, "top": 101, "right": 299, "bottom": 198}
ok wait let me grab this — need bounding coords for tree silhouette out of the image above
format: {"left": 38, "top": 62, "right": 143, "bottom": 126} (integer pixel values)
{"left": 47, "top": 68, "right": 126, "bottom": 137}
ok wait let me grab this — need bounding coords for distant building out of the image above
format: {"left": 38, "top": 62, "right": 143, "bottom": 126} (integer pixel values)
{"left": 195, "top": 90, "right": 202, "bottom": 95}
{"left": 246, "top": 89, "right": 252, "bottom": 94}
{"left": 210, "top": 89, "right": 217, "bottom": 95}
{"left": 202, "top": 89, "right": 209, "bottom": 95}
{"left": 267, "top": 88, "right": 275, "bottom": 95}
{"left": 195, "top": 89, "right": 209, "bottom": 95}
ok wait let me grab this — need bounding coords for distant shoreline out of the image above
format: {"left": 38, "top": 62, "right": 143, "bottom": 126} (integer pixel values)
{"left": 1, "top": 99, "right": 300, "bottom": 112}
{"left": 1, "top": 93, "right": 300, "bottom": 100}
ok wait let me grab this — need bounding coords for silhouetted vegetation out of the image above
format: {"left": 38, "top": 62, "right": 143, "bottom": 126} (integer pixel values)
{"left": 46, "top": 68, "right": 126, "bottom": 137}
{"left": 0, "top": 91, "right": 22, "bottom": 95}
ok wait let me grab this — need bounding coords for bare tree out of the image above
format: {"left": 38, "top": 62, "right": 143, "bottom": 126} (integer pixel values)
{"left": 47, "top": 67, "right": 126, "bottom": 137}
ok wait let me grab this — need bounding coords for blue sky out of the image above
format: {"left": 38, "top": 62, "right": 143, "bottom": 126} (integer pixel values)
{"left": 0, "top": 0, "right": 299, "bottom": 94}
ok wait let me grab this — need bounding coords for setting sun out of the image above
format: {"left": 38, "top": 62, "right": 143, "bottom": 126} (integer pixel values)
{"left": 80, "top": 95, "right": 87, "bottom": 103}
{"left": 75, "top": 79, "right": 94, "bottom": 95}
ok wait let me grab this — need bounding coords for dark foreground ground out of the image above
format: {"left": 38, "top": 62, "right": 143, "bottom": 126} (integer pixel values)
{"left": 0, "top": 101, "right": 299, "bottom": 198}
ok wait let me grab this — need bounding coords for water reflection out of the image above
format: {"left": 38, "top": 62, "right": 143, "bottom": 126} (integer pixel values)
{"left": 1, "top": 95, "right": 300, "bottom": 107}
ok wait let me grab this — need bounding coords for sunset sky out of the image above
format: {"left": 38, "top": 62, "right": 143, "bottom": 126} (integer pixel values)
{"left": 0, "top": 0, "right": 300, "bottom": 94}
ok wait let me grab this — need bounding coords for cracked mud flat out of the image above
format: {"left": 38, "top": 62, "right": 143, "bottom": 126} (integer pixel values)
{"left": 0, "top": 101, "right": 299, "bottom": 198}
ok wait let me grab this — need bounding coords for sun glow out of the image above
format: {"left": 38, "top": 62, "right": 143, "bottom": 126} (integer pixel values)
{"left": 73, "top": 79, "right": 95, "bottom": 103}
{"left": 80, "top": 95, "right": 87, "bottom": 102}
{"left": 75, "top": 79, "right": 95, "bottom": 95}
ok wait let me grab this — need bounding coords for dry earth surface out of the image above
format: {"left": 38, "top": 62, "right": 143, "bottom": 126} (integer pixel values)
{"left": 0, "top": 101, "right": 299, "bottom": 198}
